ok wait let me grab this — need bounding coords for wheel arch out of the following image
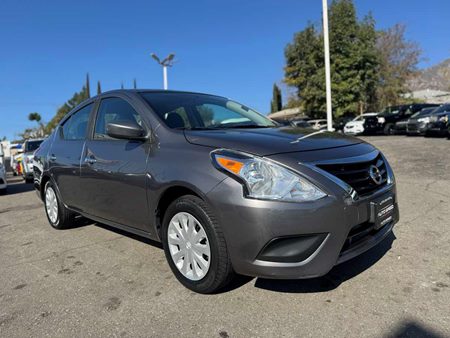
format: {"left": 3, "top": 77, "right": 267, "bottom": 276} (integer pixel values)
{"left": 154, "top": 184, "right": 204, "bottom": 240}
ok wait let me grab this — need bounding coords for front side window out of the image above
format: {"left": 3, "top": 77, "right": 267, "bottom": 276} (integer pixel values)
{"left": 94, "top": 98, "right": 142, "bottom": 139}
{"left": 61, "top": 104, "right": 93, "bottom": 140}
{"left": 140, "top": 92, "right": 276, "bottom": 130}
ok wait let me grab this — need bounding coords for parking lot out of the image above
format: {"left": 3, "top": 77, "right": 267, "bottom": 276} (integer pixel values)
{"left": 0, "top": 135, "right": 449, "bottom": 337}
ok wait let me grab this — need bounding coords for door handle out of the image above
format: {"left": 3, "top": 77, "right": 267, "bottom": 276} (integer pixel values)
{"left": 49, "top": 154, "right": 56, "bottom": 162}
{"left": 84, "top": 157, "right": 97, "bottom": 165}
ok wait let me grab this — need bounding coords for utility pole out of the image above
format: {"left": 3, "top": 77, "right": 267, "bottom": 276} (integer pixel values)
{"left": 322, "top": 0, "right": 333, "bottom": 131}
{"left": 151, "top": 53, "right": 175, "bottom": 90}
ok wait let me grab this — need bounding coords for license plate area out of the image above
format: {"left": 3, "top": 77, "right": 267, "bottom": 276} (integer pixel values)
{"left": 370, "top": 193, "right": 394, "bottom": 230}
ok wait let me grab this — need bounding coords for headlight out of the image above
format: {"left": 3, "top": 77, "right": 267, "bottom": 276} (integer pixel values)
{"left": 211, "top": 150, "right": 326, "bottom": 202}
{"left": 378, "top": 117, "right": 385, "bottom": 124}
{"left": 439, "top": 115, "right": 448, "bottom": 122}
{"left": 418, "top": 117, "right": 430, "bottom": 123}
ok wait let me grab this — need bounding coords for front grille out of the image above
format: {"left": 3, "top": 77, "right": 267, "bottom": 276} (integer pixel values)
{"left": 316, "top": 153, "right": 388, "bottom": 196}
{"left": 407, "top": 123, "right": 418, "bottom": 131}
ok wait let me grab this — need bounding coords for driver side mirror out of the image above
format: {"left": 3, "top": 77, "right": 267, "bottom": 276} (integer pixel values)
{"left": 106, "top": 121, "right": 147, "bottom": 141}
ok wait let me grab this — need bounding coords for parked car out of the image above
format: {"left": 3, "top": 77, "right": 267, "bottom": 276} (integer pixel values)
{"left": 0, "top": 162, "right": 7, "bottom": 194}
{"left": 307, "top": 119, "right": 328, "bottom": 130}
{"left": 378, "top": 104, "right": 439, "bottom": 135}
{"left": 343, "top": 113, "right": 378, "bottom": 135}
{"left": 34, "top": 90, "right": 399, "bottom": 293}
{"left": 362, "top": 114, "right": 383, "bottom": 135}
{"left": 406, "top": 107, "right": 439, "bottom": 136}
{"left": 424, "top": 106, "right": 450, "bottom": 137}
{"left": 333, "top": 114, "right": 354, "bottom": 132}
{"left": 292, "top": 120, "right": 312, "bottom": 128}
{"left": 21, "top": 139, "right": 44, "bottom": 183}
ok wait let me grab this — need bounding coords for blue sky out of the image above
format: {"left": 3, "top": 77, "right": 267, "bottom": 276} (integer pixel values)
{"left": 0, "top": 0, "right": 449, "bottom": 140}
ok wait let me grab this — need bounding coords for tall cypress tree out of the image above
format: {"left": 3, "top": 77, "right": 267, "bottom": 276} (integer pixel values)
{"left": 85, "top": 73, "right": 91, "bottom": 98}
{"left": 270, "top": 84, "right": 283, "bottom": 113}
{"left": 133, "top": 78, "right": 137, "bottom": 89}
{"left": 121, "top": 82, "right": 124, "bottom": 89}
{"left": 97, "top": 81, "right": 102, "bottom": 95}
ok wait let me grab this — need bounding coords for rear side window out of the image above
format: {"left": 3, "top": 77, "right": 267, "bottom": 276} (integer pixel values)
{"left": 94, "top": 98, "right": 142, "bottom": 139}
{"left": 61, "top": 104, "right": 93, "bottom": 140}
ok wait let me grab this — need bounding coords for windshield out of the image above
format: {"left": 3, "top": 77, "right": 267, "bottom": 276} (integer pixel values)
{"left": 25, "top": 140, "right": 43, "bottom": 152}
{"left": 431, "top": 104, "right": 450, "bottom": 115}
{"left": 140, "top": 92, "right": 276, "bottom": 129}
{"left": 411, "top": 107, "right": 437, "bottom": 118}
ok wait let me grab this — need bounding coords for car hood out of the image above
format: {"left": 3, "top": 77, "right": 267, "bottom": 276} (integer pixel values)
{"left": 184, "top": 127, "right": 363, "bottom": 156}
{"left": 345, "top": 121, "right": 363, "bottom": 127}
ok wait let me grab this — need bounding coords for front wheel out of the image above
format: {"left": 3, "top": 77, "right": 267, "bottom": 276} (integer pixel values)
{"left": 161, "top": 195, "right": 234, "bottom": 294}
{"left": 44, "top": 181, "right": 75, "bottom": 229}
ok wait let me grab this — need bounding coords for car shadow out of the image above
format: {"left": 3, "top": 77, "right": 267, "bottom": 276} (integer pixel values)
{"left": 3, "top": 176, "right": 35, "bottom": 195}
{"left": 386, "top": 319, "right": 446, "bottom": 338}
{"left": 254, "top": 232, "right": 396, "bottom": 293}
{"left": 93, "top": 221, "right": 163, "bottom": 249}
{"left": 66, "top": 215, "right": 396, "bottom": 294}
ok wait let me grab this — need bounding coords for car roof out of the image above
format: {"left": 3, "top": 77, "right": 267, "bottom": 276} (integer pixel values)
{"left": 97, "top": 89, "right": 227, "bottom": 100}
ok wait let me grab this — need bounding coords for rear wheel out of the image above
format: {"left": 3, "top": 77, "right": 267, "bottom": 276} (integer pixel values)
{"left": 161, "top": 195, "right": 234, "bottom": 294}
{"left": 44, "top": 181, "right": 75, "bottom": 229}
{"left": 384, "top": 123, "right": 394, "bottom": 135}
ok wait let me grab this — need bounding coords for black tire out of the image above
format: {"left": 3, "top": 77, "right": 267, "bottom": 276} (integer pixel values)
{"left": 384, "top": 123, "right": 394, "bottom": 135}
{"left": 0, "top": 188, "right": 6, "bottom": 195}
{"left": 44, "top": 181, "right": 75, "bottom": 230}
{"left": 161, "top": 195, "right": 234, "bottom": 294}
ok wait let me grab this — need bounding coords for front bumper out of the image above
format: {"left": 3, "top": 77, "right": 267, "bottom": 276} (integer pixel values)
{"left": 206, "top": 173, "right": 398, "bottom": 279}
{"left": 425, "top": 122, "right": 448, "bottom": 136}
{"left": 407, "top": 122, "right": 428, "bottom": 135}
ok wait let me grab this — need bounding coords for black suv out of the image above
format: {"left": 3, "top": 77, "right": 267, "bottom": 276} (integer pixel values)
{"left": 379, "top": 104, "right": 439, "bottom": 135}
{"left": 424, "top": 103, "right": 450, "bottom": 137}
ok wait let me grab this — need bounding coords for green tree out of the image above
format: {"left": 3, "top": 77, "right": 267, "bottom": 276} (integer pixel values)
{"left": 270, "top": 83, "right": 283, "bottom": 113}
{"left": 284, "top": 23, "right": 325, "bottom": 117}
{"left": 97, "top": 81, "right": 102, "bottom": 95}
{"left": 284, "top": 0, "right": 380, "bottom": 117}
{"left": 28, "top": 112, "right": 45, "bottom": 137}
{"left": 45, "top": 83, "right": 90, "bottom": 134}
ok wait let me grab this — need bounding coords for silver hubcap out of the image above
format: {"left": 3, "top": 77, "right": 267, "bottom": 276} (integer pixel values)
{"left": 167, "top": 212, "right": 211, "bottom": 281}
{"left": 45, "top": 187, "right": 58, "bottom": 224}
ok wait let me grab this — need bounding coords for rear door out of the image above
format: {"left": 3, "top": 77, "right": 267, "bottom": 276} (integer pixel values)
{"left": 79, "top": 96, "right": 151, "bottom": 231}
{"left": 49, "top": 103, "right": 94, "bottom": 209}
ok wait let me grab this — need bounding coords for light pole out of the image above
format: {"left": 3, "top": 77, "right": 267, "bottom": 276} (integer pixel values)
{"left": 151, "top": 53, "right": 175, "bottom": 90}
{"left": 322, "top": 0, "right": 333, "bottom": 131}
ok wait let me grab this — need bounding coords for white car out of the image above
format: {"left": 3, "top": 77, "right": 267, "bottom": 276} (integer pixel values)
{"left": 308, "top": 119, "right": 328, "bottom": 130}
{"left": 0, "top": 162, "right": 7, "bottom": 194}
{"left": 21, "top": 139, "right": 44, "bottom": 183}
{"left": 343, "top": 113, "right": 378, "bottom": 135}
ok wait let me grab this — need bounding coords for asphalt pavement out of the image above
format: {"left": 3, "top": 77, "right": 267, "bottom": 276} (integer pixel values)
{"left": 0, "top": 135, "right": 449, "bottom": 337}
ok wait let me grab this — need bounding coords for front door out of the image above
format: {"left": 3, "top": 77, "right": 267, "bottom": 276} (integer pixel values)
{"left": 80, "top": 97, "right": 150, "bottom": 231}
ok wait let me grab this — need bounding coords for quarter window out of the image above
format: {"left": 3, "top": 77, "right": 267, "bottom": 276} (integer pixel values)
{"left": 61, "top": 104, "right": 93, "bottom": 140}
{"left": 94, "top": 98, "right": 142, "bottom": 139}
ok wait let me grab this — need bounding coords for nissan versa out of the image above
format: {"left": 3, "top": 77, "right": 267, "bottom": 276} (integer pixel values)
{"left": 33, "top": 90, "right": 399, "bottom": 293}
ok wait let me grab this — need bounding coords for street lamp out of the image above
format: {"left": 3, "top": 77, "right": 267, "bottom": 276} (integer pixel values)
{"left": 322, "top": 0, "right": 333, "bottom": 131}
{"left": 151, "top": 53, "right": 175, "bottom": 90}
